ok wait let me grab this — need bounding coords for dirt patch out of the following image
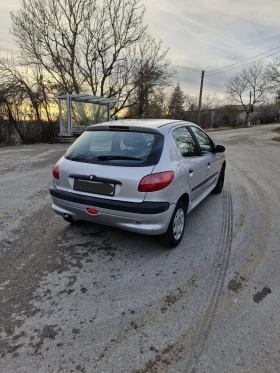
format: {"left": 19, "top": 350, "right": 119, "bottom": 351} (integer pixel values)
{"left": 161, "top": 288, "right": 184, "bottom": 313}
{"left": 228, "top": 279, "right": 242, "bottom": 293}
{"left": 235, "top": 214, "right": 245, "bottom": 228}
{"left": 228, "top": 275, "right": 246, "bottom": 293}
{"left": 160, "top": 277, "right": 195, "bottom": 314}
{"left": 253, "top": 287, "right": 271, "bottom": 303}
{"left": 272, "top": 127, "right": 280, "bottom": 141}
{"left": 134, "top": 343, "right": 176, "bottom": 373}
{"left": 28, "top": 325, "right": 61, "bottom": 355}
{"left": 0, "top": 341, "right": 25, "bottom": 358}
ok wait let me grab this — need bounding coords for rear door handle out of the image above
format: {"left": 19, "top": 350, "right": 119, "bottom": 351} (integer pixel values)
{"left": 207, "top": 162, "right": 210, "bottom": 168}
{"left": 189, "top": 169, "right": 194, "bottom": 174}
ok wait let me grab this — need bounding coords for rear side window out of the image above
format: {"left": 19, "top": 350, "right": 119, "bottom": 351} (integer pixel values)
{"left": 191, "top": 126, "right": 214, "bottom": 154}
{"left": 172, "top": 127, "right": 199, "bottom": 157}
{"left": 65, "top": 130, "right": 164, "bottom": 167}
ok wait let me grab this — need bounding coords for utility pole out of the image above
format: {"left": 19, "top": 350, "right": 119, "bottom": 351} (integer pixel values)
{"left": 197, "top": 70, "right": 204, "bottom": 126}
{"left": 248, "top": 91, "right": 252, "bottom": 126}
{"left": 211, "top": 110, "right": 215, "bottom": 128}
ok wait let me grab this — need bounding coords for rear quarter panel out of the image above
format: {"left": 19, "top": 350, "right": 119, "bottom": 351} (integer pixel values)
{"left": 143, "top": 129, "right": 191, "bottom": 205}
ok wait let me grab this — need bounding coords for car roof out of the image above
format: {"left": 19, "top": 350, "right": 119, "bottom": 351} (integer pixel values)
{"left": 87, "top": 119, "right": 197, "bottom": 130}
{"left": 107, "top": 119, "right": 181, "bottom": 128}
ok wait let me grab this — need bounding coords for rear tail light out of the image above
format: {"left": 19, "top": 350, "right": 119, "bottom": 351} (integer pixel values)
{"left": 138, "top": 171, "right": 174, "bottom": 192}
{"left": 87, "top": 208, "right": 99, "bottom": 215}
{"left": 52, "top": 162, "right": 59, "bottom": 180}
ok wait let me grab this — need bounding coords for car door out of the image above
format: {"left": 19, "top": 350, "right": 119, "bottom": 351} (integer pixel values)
{"left": 171, "top": 126, "right": 207, "bottom": 202}
{"left": 189, "top": 126, "right": 221, "bottom": 189}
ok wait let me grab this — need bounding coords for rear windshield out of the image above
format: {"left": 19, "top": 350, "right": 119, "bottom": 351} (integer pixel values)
{"left": 64, "top": 130, "right": 164, "bottom": 167}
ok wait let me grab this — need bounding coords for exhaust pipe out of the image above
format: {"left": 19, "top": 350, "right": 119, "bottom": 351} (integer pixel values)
{"left": 63, "top": 213, "right": 74, "bottom": 223}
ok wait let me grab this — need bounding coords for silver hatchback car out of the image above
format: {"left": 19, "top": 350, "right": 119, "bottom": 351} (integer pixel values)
{"left": 50, "top": 119, "right": 226, "bottom": 247}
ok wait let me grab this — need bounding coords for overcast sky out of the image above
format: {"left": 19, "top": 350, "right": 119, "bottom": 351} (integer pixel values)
{"left": 1, "top": 0, "right": 280, "bottom": 100}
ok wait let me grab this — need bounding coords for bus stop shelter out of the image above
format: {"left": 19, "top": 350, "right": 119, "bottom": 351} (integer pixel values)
{"left": 57, "top": 93, "right": 121, "bottom": 137}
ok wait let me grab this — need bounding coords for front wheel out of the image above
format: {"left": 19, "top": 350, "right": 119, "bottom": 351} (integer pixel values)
{"left": 212, "top": 165, "right": 225, "bottom": 194}
{"left": 159, "top": 201, "right": 186, "bottom": 248}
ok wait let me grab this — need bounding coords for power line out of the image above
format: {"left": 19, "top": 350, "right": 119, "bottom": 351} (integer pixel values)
{"left": 206, "top": 80, "right": 224, "bottom": 93}
{"left": 206, "top": 50, "right": 280, "bottom": 76}
{"left": 205, "top": 80, "right": 225, "bottom": 95}
{"left": 194, "top": 46, "right": 280, "bottom": 119}
{"left": 207, "top": 45, "right": 280, "bottom": 73}
{"left": 205, "top": 76, "right": 227, "bottom": 94}
{"left": 207, "top": 76, "right": 226, "bottom": 92}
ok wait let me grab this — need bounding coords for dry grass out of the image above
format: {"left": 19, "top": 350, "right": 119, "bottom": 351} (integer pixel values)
{"left": 272, "top": 126, "right": 280, "bottom": 141}
{"left": 206, "top": 124, "right": 246, "bottom": 132}
{"left": 206, "top": 126, "right": 235, "bottom": 132}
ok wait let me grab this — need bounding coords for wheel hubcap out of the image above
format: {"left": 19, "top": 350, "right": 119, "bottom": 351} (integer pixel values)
{"left": 173, "top": 208, "right": 185, "bottom": 241}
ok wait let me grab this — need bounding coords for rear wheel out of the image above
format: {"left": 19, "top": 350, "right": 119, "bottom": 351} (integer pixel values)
{"left": 212, "top": 165, "right": 225, "bottom": 194}
{"left": 159, "top": 201, "right": 186, "bottom": 248}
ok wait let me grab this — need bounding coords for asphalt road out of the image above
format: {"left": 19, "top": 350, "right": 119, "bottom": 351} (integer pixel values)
{"left": 0, "top": 124, "right": 279, "bottom": 373}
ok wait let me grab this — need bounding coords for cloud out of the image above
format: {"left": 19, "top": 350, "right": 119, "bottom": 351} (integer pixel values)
{"left": 0, "top": 0, "right": 19, "bottom": 53}
{"left": 1, "top": 0, "right": 279, "bottom": 97}
{"left": 144, "top": 0, "right": 280, "bottom": 93}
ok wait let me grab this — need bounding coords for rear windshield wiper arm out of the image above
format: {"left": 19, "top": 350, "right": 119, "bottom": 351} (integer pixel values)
{"left": 96, "top": 155, "right": 142, "bottom": 161}
{"left": 66, "top": 156, "right": 84, "bottom": 162}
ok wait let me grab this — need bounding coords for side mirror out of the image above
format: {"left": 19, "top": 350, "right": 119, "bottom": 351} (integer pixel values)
{"left": 215, "top": 145, "right": 225, "bottom": 153}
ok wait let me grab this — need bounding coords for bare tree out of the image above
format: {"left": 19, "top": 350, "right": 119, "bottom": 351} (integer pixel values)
{"left": 126, "top": 87, "right": 169, "bottom": 119}
{"left": 0, "top": 90, "right": 17, "bottom": 143}
{"left": 184, "top": 93, "right": 221, "bottom": 127}
{"left": 185, "top": 94, "right": 198, "bottom": 111}
{"left": 11, "top": 0, "right": 172, "bottom": 115}
{"left": 0, "top": 57, "right": 58, "bottom": 142}
{"left": 266, "top": 57, "right": 280, "bottom": 97}
{"left": 202, "top": 93, "right": 221, "bottom": 110}
{"left": 131, "top": 38, "right": 173, "bottom": 118}
{"left": 0, "top": 84, "right": 31, "bottom": 143}
{"left": 148, "top": 88, "right": 169, "bottom": 118}
{"left": 226, "top": 62, "right": 268, "bottom": 122}
{"left": 213, "top": 105, "right": 241, "bottom": 128}
{"left": 1, "top": 58, "right": 41, "bottom": 125}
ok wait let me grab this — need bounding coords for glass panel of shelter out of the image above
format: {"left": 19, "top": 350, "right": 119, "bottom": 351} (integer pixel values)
{"left": 71, "top": 102, "right": 109, "bottom": 129}
{"left": 59, "top": 99, "right": 70, "bottom": 136}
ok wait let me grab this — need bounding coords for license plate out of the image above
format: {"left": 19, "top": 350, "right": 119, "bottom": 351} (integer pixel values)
{"left": 73, "top": 179, "right": 115, "bottom": 196}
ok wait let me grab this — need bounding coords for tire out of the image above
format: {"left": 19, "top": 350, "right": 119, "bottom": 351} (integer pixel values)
{"left": 159, "top": 201, "right": 186, "bottom": 248}
{"left": 212, "top": 165, "right": 225, "bottom": 194}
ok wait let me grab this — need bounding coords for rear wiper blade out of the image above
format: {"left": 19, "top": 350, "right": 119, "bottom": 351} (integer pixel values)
{"left": 66, "top": 156, "right": 84, "bottom": 161}
{"left": 66, "top": 156, "right": 93, "bottom": 163}
{"left": 96, "top": 155, "right": 142, "bottom": 161}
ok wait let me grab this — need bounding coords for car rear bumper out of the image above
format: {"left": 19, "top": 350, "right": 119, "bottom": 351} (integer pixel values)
{"left": 49, "top": 187, "right": 175, "bottom": 235}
